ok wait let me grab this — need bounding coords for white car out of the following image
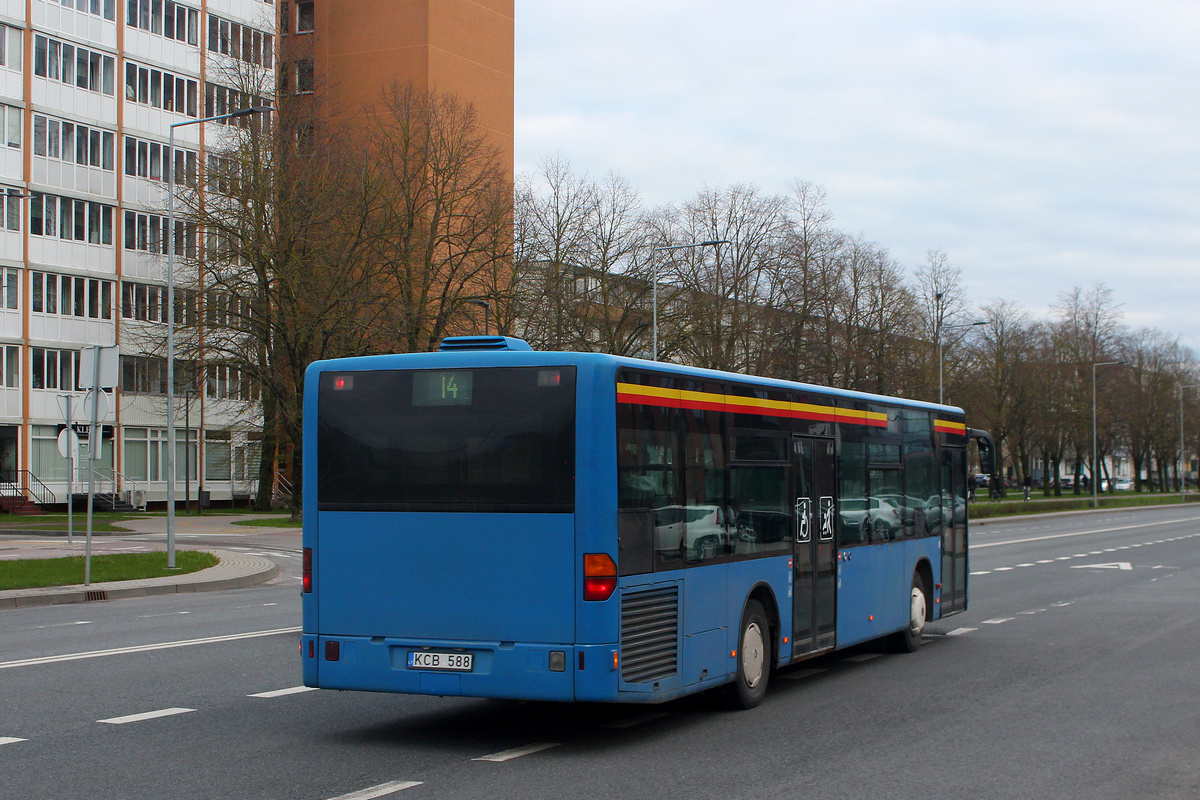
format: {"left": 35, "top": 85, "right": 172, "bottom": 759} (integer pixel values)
{"left": 838, "top": 497, "right": 903, "bottom": 542}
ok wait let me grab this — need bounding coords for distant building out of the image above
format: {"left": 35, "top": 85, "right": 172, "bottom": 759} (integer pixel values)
{"left": 0, "top": 0, "right": 513, "bottom": 511}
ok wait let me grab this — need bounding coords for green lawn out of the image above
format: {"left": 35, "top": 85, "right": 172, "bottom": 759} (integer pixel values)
{"left": 970, "top": 492, "right": 1200, "bottom": 519}
{"left": 0, "top": 550, "right": 218, "bottom": 591}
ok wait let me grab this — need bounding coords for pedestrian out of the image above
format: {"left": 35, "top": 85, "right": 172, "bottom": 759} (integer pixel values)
{"left": 1022, "top": 473, "right": 1032, "bottom": 501}
{"left": 989, "top": 473, "right": 1001, "bottom": 501}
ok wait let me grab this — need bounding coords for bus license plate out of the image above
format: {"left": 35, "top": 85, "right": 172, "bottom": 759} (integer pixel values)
{"left": 407, "top": 651, "right": 473, "bottom": 672}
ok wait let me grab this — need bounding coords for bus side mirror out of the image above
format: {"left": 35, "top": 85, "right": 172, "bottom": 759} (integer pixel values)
{"left": 970, "top": 429, "right": 996, "bottom": 475}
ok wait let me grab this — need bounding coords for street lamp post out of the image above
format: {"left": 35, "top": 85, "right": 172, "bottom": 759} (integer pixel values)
{"left": 938, "top": 321, "right": 986, "bottom": 405}
{"left": 166, "top": 105, "right": 269, "bottom": 568}
{"left": 650, "top": 240, "right": 730, "bottom": 362}
{"left": 1092, "top": 361, "right": 1124, "bottom": 509}
{"left": 1180, "top": 384, "right": 1199, "bottom": 500}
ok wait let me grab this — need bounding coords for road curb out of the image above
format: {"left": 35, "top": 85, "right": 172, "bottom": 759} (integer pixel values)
{"left": 0, "top": 550, "right": 279, "bottom": 610}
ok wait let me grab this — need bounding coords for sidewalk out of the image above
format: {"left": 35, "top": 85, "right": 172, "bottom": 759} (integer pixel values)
{"left": 0, "top": 514, "right": 287, "bottom": 610}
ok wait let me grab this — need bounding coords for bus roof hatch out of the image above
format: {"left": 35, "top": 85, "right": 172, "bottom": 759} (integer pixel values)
{"left": 438, "top": 336, "right": 535, "bottom": 352}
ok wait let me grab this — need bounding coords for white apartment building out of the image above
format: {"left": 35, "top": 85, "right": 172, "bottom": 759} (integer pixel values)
{"left": 0, "top": 0, "right": 275, "bottom": 510}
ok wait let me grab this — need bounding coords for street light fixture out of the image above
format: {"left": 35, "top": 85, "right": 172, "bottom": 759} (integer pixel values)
{"left": 938, "top": 320, "right": 986, "bottom": 405}
{"left": 1092, "top": 361, "right": 1124, "bottom": 509}
{"left": 1180, "top": 384, "right": 1199, "bottom": 499}
{"left": 166, "top": 105, "right": 270, "bottom": 568}
{"left": 650, "top": 239, "right": 730, "bottom": 361}
{"left": 466, "top": 299, "right": 491, "bottom": 336}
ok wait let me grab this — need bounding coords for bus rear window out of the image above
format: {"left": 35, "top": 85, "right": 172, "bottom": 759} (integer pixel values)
{"left": 317, "top": 366, "right": 576, "bottom": 512}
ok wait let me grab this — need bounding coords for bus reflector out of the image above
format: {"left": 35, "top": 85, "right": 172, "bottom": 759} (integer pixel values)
{"left": 583, "top": 553, "right": 617, "bottom": 601}
{"left": 302, "top": 548, "right": 312, "bottom": 593}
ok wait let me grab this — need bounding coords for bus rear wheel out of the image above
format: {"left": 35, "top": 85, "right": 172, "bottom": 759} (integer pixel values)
{"left": 889, "top": 573, "right": 928, "bottom": 653}
{"left": 727, "top": 599, "right": 770, "bottom": 709}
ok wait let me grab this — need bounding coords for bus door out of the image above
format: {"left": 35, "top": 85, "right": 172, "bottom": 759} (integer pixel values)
{"left": 941, "top": 447, "right": 968, "bottom": 613}
{"left": 792, "top": 436, "right": 838, "bottom": 656}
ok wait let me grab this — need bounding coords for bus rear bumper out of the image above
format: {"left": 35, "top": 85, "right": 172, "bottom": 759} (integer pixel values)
{"left": 303, "top": 634, "right": 586, "bottom": 702}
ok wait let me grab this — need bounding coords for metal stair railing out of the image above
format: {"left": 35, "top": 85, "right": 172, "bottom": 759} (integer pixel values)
{"left": 0, "top": 469, "right": 58, "bottom": 508}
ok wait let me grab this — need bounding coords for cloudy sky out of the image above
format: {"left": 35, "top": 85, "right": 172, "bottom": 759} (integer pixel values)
{"left": 514, "top": 1, "right": 1200, "bottom": 353}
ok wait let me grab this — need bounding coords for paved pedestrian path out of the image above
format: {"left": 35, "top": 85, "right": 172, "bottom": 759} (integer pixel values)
{"left": 0, "top": 514, "right": 289, "bottom": 610}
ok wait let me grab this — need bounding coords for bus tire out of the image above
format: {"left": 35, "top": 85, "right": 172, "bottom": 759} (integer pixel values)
{"left": 727, "top": 599, "right": 770, "bottom": 709}
{"left": 889, "top": 573, "right": 928, "bottom": 653}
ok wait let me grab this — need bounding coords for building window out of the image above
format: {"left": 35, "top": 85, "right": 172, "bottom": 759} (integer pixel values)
{"left": 48, "top": 0, "right": 116, "bottom": 21}
{"left": 2, "top": 189, "right": 22, "bottom": 231}
{"left": 1, "top": 25, "right": 24, "bottom": 70}
{"left": 31, "top": 348, "right": 81, "bottom": 390}
{"left": 1, "top": 344, "right": 18, "bottom": 387}
{"left": 207, "top": 14, "right": 273, "bottom": 68}
{"left": 296, "top": 1, "right": 314, "bottom": 32}
{"left": 1, "top": 268, "right": 18, "bottom": 310}
{"left": 297, "top": 59, "right": 314, "bottom": 93}
{"left": 203, "top": 83, "right": 268, "bottom": 126}
{"left": 128, "top": 0, "right": 198, "bottom": 45}
{"left": 122, "top": 211, "right": 196, "bottom": 258}
{"left": 125, "top": 61, "right": 197, "bottom": 116}
{"left": 1, "top": 105, "right": 19, "bottom": 148}
{"left": 123, "top": 136, "right": 198, "bottom": 184}
{"left": 29, "top": 194, "right": 114, "bottom": 245}
{"left": 33, "top": 115, "right": 115, "bottom": 170}
{"left": 30, "top": 272, "right": 113, "bottom": 319}
{"left": 33, "top": 36, "right": 116, "bottom": 96}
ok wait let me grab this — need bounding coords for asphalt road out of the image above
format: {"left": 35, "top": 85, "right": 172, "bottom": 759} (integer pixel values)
{"left": 1, "top": 507, "right": 1198, "bottom": 800}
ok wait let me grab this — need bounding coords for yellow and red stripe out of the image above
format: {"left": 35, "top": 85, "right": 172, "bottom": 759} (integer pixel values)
{"left": 617, "top": 382, "right": 889, "bottom": 428}
{"left": 934, "top": 419, "right": 967, "bottom": 435}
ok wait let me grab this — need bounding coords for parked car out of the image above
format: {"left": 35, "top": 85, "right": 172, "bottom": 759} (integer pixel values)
{"left": 653, "top": 505, "right": 732, "bottom": 561}
{"left": 1112, "top": 478, "right": 1133, "bottom": 491}
{"left": 838, "top": 497, "right": 903, "bottom": 542}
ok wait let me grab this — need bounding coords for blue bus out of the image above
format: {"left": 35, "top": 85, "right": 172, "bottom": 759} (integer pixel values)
{"left": 301, "top": 336, "right": 993, "bottom": 708}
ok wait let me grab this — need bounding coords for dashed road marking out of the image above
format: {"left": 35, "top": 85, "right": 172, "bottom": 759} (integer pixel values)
{"left": 0, "top": 736, "right": 27, "bottom": 746}
{"left": 946, "top": 627, "right": 977, "bottom": 636}
{"left": 249, "top": 686, "right": 318, "bottom": 698}
{"left": 473, "top": 743, "right": 561, "bottom": 762}
{"left": 983, "top": 618, "right": 1014, "bottom": 624}
{"left": 325, "top": 780, "right": 423, "bottom": 800}
{"left": 98, "top": 707, "right": 195, "bottom": 725}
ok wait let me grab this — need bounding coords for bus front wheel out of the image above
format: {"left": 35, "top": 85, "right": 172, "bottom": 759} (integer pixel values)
{"left": 889, "top": 573, "right": 928, "bottom": 653}
{"left": 727, "top": 599, "right": 770, "bottom": 709}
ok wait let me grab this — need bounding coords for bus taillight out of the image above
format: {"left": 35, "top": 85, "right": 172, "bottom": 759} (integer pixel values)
{"left": 583, "top": 553, "right": 617, "bottom": 601}
{"left": 303, "top": 548, "right": 312, "bottom": 593}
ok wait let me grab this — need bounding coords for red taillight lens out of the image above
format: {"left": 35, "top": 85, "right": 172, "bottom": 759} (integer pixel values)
{"left": 583, "top": 553, "right": 617, "bottom": 601}
{"left": 302, "top": 548, "right": 312, "bottom": 593}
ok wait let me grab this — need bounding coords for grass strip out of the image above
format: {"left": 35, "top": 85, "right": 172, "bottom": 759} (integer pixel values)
{"left": 970, "top": 493, "right": 1200, "bottom": 519}
{"left": 0, "top": 550, "right": 218, "bottom": 591}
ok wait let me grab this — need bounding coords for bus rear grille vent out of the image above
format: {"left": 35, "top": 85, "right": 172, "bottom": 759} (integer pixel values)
{"left": 620, "top": 585, "right": 679, "bottom": 684}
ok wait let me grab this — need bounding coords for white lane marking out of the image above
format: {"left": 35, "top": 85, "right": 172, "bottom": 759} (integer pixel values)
{"left": 325, "top": 780, "right": 423, "bottom": 800}
{"left": 137, "top": 612, "right": 191, "bottom": 618}
{"left": 1055, "top": 557, "right": 1072, "bottom": 561}
{"left": 1036, "top": 560, "right": 1054, "bottom": 564}
{"left": 1018, "top": 609, "right": 1046, "bottom": 615}
{"left": 1017, "top": 563, "right": 1035, "bottom": 567}
{"left": 946, "top": 627, "right": 977, "bottom": 636}
{"left": 0, "top": 627, "right": 301, "bottom": 671}
{"left": 1051, "top": 601, "right": 1074, "bottom": 607}
{"left": 32, "top": 621, "right": 93, "bottom": 629}
{"left": 970, "top": 570, "right": 990, "bottom": 575}
{"left": 0, "top": 737, "right": 27, "bottom": 746}
{"left": 99, "top": 707, "right": 195, "bottom": 725}
{"left": 983, "top": 618, "right": 1014, "bottom": 624}
{"left": 993, "top": 567, "right": 1014, "bottom": 571}
{"left": 1071, "top": 562, "right": 1133, "bottom": 571}
{"left": 249, "top": 686, "right": 318, "bottom": 698}
{"left": 781, "top": 667, "right": 827, "bottom": 681}
{"left": 603, "top": 711, "right": 669, "bottom": 728}
{"left": 845, "top": 653, "right": 881, "bottom": 662}
{"left": 473, "top": 743, "right": 561, "bottom": 762}
{"left": 974, "top": 516, "right": 1200, "bottom": 549}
